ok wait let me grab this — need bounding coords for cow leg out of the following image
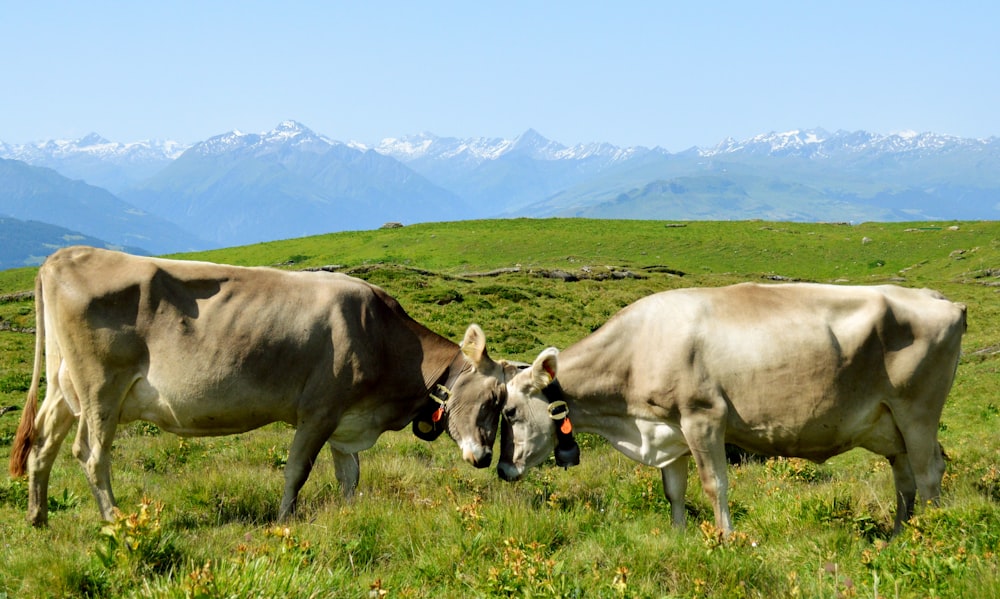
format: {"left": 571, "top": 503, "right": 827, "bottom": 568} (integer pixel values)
{"left": 660, "top": 456, "right": 689, "bottom": 529}
{"left": 880, "top": 417, "right": 946, "bottom": 538}
{"left": 279, "top": 425, "right": 332, "bottom": 521}
{"left": 683, "top": 414, "right": 732, "bottom": 534}
{"left": 859, "top": 406, "right": 924, "bottom": 535}
{"left": 889, "top": 427, "right": 945, "bottom": 535}
{"left": 888, "top": 454, "right": 917, "bottom": 535}
{"left": 26, "top": 391, "right": 76, "bottom": 526}
{"left": 329, "top": 443, "right": 360, "bottom": 499}
{"left": 903, "top": 431, "right": 946, "bottom": 512}
{"left": 72, "top": 409, "right": 120, "bottom": 522}
{"left": 691, "top": 447, "right": 732, "bottom": 534}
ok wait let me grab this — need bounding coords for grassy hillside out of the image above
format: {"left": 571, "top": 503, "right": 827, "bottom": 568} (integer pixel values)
{"left": 2, "top": 219, "right": 998, "bottom": 598}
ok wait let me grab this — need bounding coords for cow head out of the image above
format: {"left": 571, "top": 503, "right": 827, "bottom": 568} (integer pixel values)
{"left": 436, "top": 324, "right": 511, "bottom": 469}
{"left": 497, "top": 347, "right": 579, "bottom": 481}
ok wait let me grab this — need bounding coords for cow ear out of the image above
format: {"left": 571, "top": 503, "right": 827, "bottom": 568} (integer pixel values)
{"left": 531, "top": 348, "right": 559, "bottom": 390}
{"left": 461, "top": 324, "right": 489, "bottom": 366}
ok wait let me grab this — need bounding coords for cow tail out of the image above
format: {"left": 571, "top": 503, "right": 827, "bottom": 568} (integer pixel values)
{"left": 9, "top": 273, "right": 44, "bottom": 478}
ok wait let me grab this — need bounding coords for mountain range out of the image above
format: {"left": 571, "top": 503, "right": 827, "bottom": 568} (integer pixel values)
{"left": 2, "top": 121, "right": 998, "bottom": 267}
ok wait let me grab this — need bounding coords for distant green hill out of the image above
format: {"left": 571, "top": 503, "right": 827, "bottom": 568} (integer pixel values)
{"left": 0, "top": 216, "right": 147, "bottom": 269}
{"left": 0, "top": 158, "right": 207, "bottom": 257}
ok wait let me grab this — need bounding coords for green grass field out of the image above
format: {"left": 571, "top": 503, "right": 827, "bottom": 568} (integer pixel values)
{"left": 1, "top": 218, "right": 998, "bottom": 598}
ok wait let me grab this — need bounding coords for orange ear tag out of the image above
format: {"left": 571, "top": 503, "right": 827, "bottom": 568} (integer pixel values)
{"left": 431, "top": 406, "right": 444, "bottom": 423}
{"left": 560, "top": 417, "right": 573, "bottom": 435}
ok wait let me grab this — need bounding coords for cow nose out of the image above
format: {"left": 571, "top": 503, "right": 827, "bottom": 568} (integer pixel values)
{"left": 473, "top": 448, "right": 493, "bottom": 468}
{"left": 497, "top": 461, "right": 523, "bottom": 482}
{"left": 462, "top": 445, "right": 492, "bottom": 468}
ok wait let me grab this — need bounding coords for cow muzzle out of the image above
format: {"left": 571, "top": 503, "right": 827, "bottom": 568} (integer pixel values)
{"left": 497, "top": 461, "right": 524, "bottom": 482}
{"left": 462, "top": 443, "right": 493, "bottom": 469}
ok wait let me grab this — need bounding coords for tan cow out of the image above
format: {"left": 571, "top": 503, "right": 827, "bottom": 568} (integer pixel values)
{"left": 497, "top": 282, "right": 966, "bottom": 534}
{"left": 9, "top": 246, "right": 510, "bottom": 526}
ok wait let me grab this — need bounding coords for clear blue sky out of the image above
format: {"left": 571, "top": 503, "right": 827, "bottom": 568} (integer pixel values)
{"left": 2, "top": 1, "right": 998, "bottom": 151}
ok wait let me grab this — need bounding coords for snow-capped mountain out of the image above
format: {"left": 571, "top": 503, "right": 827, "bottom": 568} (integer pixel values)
{"left": 367, "top": 128, "right": 661, "bottom": 215}
{"left": 3, "top": 122, "right": 999, "bottom": 266}
{"left": 0, "top": 133, "right": 188, "bottom": 192}
{"left": 372, "top": 128, "right": 650, "bottom": 165}
{"left": 523, "top": 128, "right": 1000, "bottom": 222}
{"left": 1, "top": 133, "right": 188, "bottom": 162}
{"left": 701, "top": 128, "right": 996, "bottom": 159}
{"left": 188, "top": 120, "right": 338, "bottom": 157}
{"left": 119, "top": 121, "right": 466, "bottom": 248}
{"left": 373, "top": 132, "right": 521, "bottom": 163}
{"left": 552, "top": 141, "right": 651, "bottom": 162}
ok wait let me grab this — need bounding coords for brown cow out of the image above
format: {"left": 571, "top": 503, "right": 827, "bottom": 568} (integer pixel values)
{"left": 497, "top": 282, "right": 966, "bottom": 534}
{"left": 9, "top": 246, "right": 510, "bottom": 526}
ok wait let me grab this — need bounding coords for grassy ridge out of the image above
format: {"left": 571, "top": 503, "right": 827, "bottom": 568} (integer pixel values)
{"left": 167, "top": 218, "right": 988, "bottom": 282}
{"left": 1, "top": 218, "right": 999, "bottom": 598}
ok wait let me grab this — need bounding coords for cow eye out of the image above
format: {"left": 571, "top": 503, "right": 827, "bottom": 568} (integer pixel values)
{"left": 503, "top": 406, "right": 517, "bottom": 421}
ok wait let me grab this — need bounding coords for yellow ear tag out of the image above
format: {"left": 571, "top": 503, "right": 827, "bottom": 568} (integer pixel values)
{"left": 560, "top": 417, "right": 573, "bottom": 435}
{"left": 418, "top": 421, "right": 434, "bottom": 433}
